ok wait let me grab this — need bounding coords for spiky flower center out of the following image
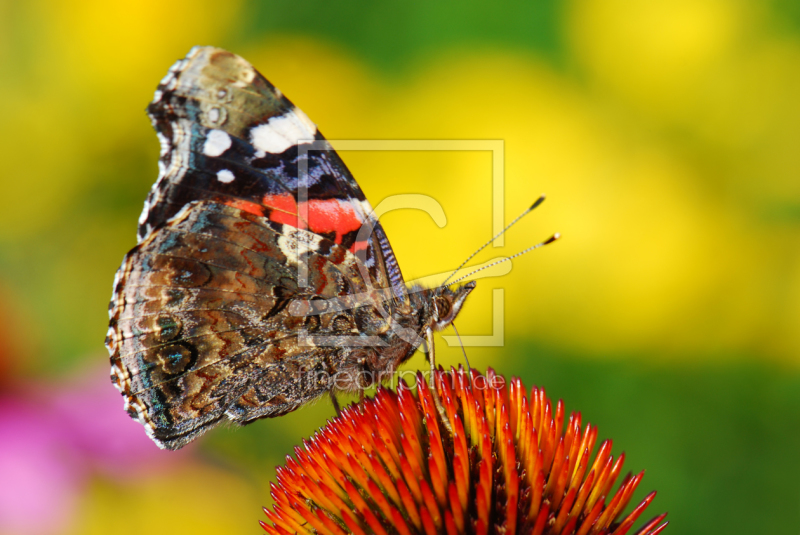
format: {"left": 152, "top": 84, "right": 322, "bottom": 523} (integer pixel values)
{"left": 262, "top": 368, "right": 667, "bottom": 535}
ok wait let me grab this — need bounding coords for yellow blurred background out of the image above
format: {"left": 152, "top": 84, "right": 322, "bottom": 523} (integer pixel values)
{"left": 1, "top": 1, "right": 798, "bottom": 534}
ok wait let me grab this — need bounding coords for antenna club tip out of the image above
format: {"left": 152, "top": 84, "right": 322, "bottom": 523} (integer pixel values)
{"left": 544, "top": 233, "right": 561, "bottom": 245}
{"left": 530, "top": 195, "right": 547, "bottom": 210}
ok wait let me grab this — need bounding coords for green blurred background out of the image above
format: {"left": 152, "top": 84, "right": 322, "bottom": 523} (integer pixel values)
{"left": 1, "top": 0, "right": 799, "bottom": 533}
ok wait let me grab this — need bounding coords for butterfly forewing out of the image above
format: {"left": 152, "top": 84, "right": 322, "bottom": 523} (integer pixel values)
{"left": 141, "top": 46, "right": 405, "bottom": 296}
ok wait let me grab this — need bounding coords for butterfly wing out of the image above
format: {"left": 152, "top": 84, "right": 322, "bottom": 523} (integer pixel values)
{"left": 108, "top": 201, "right": 387, "bottom": 449}
{"left": 108, "top": 47, "right": 408, "bottom": 449}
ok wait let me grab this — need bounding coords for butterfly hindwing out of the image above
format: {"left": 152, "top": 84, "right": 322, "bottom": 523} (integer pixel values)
{"left": 107, "top": 201, "right": 384, "bottom": 448}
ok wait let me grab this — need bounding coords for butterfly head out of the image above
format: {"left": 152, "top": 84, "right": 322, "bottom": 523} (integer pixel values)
{"left": 429, "top": 281, "right": 476, "bottom": 331}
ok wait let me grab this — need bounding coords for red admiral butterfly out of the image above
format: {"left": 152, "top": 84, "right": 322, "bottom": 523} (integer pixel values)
{"left": 106, "top": 47, "right": 477, "bottom": 449}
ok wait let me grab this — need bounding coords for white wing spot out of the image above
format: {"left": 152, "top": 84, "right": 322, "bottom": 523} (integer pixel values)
{"left": 203, "top": 129, "right": 232, "bottom": 157}
{"left": 156, "top": 132, "right": 170, "bottom": 157}
{"left": 216, "top": 169, "right": 235, "bottom": 183}
{"left": 277, "top": 226, "right": 323, "bottom": 264}
{"left": 249, "top": 108, "right": 317, "bottom": 154}
{"left": 139, "top": 199, "right": 151, "bottom": 225}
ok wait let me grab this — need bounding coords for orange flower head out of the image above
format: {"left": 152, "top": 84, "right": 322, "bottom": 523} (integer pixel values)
{"left": 262, "top": 368, "right": 668, "bottom": 535}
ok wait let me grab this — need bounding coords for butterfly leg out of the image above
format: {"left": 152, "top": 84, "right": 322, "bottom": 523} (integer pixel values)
{"left": 426, "top": 327, "right": 454, "bottom": 435}
{"left": 330, "top": 390, "right": 342, "bottom": 416}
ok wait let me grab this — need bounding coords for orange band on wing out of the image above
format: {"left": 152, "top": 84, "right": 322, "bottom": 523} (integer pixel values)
{"left": 304, "top": 199, "right": 363, "bottom": 238}
{"left": 223, "top": 198, "right": 267, "bottom": 217}
{"left": 261, "top": 195, "right": 366, "bottom": 247}
{"left": 262, "top": 194, "right": 302, "bottom": 228}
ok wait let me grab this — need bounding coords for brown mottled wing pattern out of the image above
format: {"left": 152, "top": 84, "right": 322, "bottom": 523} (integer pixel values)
{"left": 107, "top": 201, "right": 381, "bottom": 449}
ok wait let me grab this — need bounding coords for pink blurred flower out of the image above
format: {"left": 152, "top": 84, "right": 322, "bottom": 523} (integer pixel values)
{"left": 0, "top": 363, "right": 190, "bottom": 535}
{"left": 0, "top": 397, "right": 79, "bottom": 535}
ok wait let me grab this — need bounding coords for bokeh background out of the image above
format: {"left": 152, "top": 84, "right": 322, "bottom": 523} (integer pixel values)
{"left": 1, "top": 0, "right": 799, "bottom": 533}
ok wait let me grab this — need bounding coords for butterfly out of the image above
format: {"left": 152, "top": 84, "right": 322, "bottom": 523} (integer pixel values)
{"left": 106, "top": 46, "right": 475, "bottom": 449}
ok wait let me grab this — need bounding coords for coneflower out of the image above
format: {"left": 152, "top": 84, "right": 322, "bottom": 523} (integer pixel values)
{"left": 262, "top": 368, "right": 667, "bottom": 535}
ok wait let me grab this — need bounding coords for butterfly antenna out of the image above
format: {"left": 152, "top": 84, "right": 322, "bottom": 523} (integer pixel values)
{"left": 447, "top": 233, "right": 560, "bottom": 286}
{"left": 441, "top": 194, "right": 548, "bottom": 286}
{"left": 450, "top": 322, "right": 471, "bottom": 372}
